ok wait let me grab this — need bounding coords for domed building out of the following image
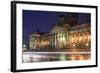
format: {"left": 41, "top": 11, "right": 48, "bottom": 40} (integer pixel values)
{"left": 29, "top": 13, "right": 91, "bottom": 52}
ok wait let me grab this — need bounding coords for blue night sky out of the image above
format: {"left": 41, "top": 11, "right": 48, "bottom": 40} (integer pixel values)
{"left": 23, "top": 10, "right": 90, "bottom": 41}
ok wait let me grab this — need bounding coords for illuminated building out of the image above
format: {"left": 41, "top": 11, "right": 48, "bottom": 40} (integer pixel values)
{"left": 29, "top": 13, "right": 91, "bottom": 51}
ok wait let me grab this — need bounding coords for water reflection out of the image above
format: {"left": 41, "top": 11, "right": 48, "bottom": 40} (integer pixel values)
{"left": 22, "top": 52, "right": 90, "bottom": 63}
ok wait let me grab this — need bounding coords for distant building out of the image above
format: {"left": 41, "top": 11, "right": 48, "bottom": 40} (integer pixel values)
{"left": 29, "top": 13, "right": 91, "bottom": 51}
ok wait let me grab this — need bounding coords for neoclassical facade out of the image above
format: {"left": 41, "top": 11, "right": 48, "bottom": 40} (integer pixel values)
{"left": 29, "top": 14, "right": 91, "bottom": 51}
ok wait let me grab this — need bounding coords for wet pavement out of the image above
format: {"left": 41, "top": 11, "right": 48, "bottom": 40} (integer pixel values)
{"left": 22, "top": 48, "right": 91, "bottom": 63}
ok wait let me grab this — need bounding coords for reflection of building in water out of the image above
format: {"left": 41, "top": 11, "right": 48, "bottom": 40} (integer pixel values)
{"left": 29, "top": 13, "right": 91, "bottom": 51}
{"left": 22, "top": 52, "right": 91, "bottom": 63}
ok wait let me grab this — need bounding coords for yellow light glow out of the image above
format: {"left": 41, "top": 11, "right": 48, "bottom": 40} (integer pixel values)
{"left": 79, "top": 55, "right": 84, "bottom": 60}
{"left": 85, "top": 43, "right": 89, "bottom": 46}
{"left": 88, "top": 35, "right": 91, "bottom": 41}
{"left": 79, "top": 36, "right": 82, "bottom": 41}
{"left": 73, "top": 44, "right": 75, "bottom": 47}
{"left": 71, "top": 37, "right": 74, "bottom": 43}
{"left": 84, "top": 35, "right": 87, "bottom": 39}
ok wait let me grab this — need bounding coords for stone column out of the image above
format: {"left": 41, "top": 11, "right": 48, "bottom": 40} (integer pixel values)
{"left": 55, "top": 33, "right": 57, "bottom": 48}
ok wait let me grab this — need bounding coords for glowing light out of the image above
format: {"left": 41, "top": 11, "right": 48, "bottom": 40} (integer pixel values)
{"left": 75, "top": 36, "right": 78, "bottom": 43}
{"left": 59, "top": 35, "right": 66, "bottom": 43}
{"left": 71, "top": 38, "right": 74, "bottom": 43}
{"left": 88, "top": 35, "right": 91, "bottom": 41}
{"left": 23, "top": 44, "right": 26, "bottom": 48}
{"left": 59, "top": 54, "right": 66, "bottom": 61}
{"left": 85, "top": 43, "right": 89, "bottom": 46}
{"left": 73, "top": 44, "right": 75, "bottom": 47}
{"left": 84, "top": 35, "right": 87, "bottom": 39}
{"left": 79, "top": 36, "right": 82, "bottom": 41}
{"left": 79, "top": 55, "right": 84, "bottom": 60}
